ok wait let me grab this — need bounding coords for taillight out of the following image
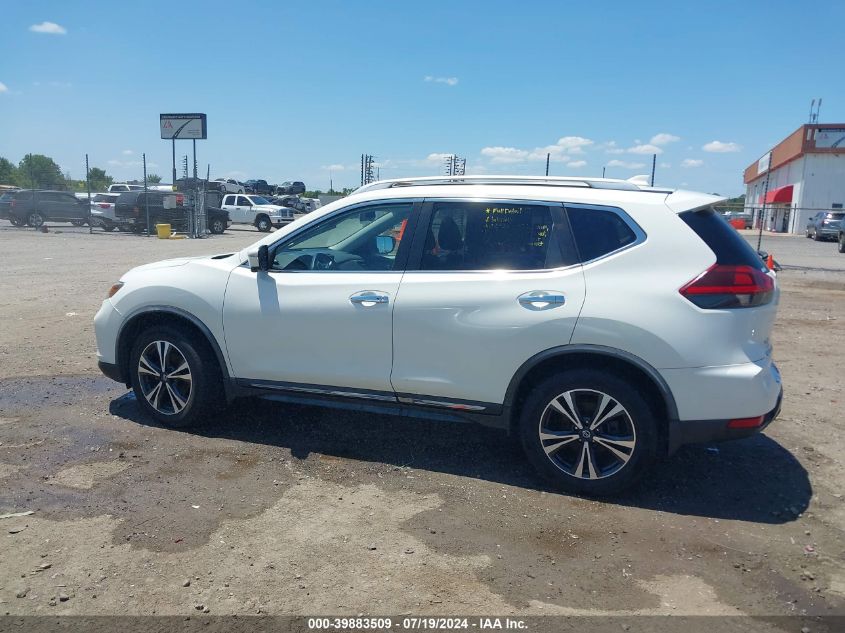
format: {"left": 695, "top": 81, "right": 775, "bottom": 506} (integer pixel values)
{"left": 680, "top": 264, "right": 774, "bottom": 309}
{"left": 727, "top": 416, "right": 764, "bottom": 429}
{"left": 98, "top": 203, "right": 110, "bottom": 209}
{"left": 176, "top": 194, "right": 184, "bottom": 205}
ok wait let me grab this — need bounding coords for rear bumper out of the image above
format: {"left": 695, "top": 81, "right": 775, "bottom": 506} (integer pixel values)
{"left": 668, "top": 388, "right": 782, "bottom": 453}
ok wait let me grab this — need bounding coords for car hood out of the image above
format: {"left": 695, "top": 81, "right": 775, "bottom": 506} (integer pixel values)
{"left": 123, "top": 256, "right": 205, "bottom": 277}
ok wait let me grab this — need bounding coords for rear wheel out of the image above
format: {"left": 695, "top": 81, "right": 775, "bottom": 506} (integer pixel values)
{"left": 519, "top": 370, "right": 657, "bottom": 496}
{"left": 102, "top": 222, "right": 116, "bottom": 232}
{"left": 812, "top": 228, "right": 820, "bottom": 241}
{"left": 9, "top": 216, "right": 25, "bottom": 227}
{"left": 839, "top": 234, "right": 845, "bottom": 253}
{"left": 255, "top": 215, "right": 272, "bottom": 232}
{"left": 70, "top": 219, "right": 86, "bottom": 227}
{"left": 129, "top": 326, "right": 222, "bottom": 428}
{"left": 27, "top": 212, "right": 45, "bottom": 228}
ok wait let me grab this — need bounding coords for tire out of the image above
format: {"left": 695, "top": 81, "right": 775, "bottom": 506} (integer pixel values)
{"left": 838, "top": 235, "right": 845, "bottom": 254}
{"left": 102, "top": 223, "right": 116, "bottom": 232}
{"left": 9, "top": 216, "right": 25, "bottom": 227}
{"left": 26, "top": 212, "right": 45, "bottom": 228}
{"left": 70, "top": 219, "right": 86, "bottom": 227}
{"left": 518, "top": 369, "right": 658, "bottom": 496}
{"left": 129, "top": 325, "right": 223, "bottom": 428}
{"left": 255, "top": 215, "right": 272, "bottom": 232}
{"left": 812, "top": 228, "right": 820, "bottom": 241}
{"left": 209, "top": 217, "right": 226, "bottom": 234}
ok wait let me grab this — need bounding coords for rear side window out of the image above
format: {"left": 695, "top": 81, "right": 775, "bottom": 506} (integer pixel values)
{"left": 679, "top": 207, "right": 764, "bottom": 268}
{"left": 419, "top": 201, "right": 568, "bottom": 271}
{"left": 566, "top": 206, "right": 639, "bottom": 262}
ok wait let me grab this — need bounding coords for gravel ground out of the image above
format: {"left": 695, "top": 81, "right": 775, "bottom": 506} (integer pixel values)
{"left": 0, "top": 224, "right": 843, "bottom": 627}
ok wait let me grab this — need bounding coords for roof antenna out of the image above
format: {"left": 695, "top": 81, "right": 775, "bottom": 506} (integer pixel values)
{"left": 808, "top": 99, "right": 815, "bottom": 123}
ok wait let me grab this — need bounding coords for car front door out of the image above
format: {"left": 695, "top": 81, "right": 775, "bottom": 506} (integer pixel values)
{"left": 390, "top": 198, "right": 586, "bottom": 410}
{"left": 223, "top": 200, "right": 419, "bottom": 394}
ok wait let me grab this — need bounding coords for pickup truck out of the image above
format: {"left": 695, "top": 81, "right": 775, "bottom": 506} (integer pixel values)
{"left": 220, "top": 194, "right": 295, "bottom": 231}
{"left": 108, "top": 183, "right": 144, "bottom": 193}
{"left": 114, "top": 191, "right": 230, "bottom": 234}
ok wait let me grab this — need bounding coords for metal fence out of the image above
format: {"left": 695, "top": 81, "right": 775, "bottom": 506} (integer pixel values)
{"left": 714, "top": 204, "right": 843, "bottom": 235}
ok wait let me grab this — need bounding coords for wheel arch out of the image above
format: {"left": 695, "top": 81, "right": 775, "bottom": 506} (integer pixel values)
{"left": 115, "top": 306, "right": 233, "bottom": 398}
{"left": 504, "top": 345, "right": 679, "bottom": 455}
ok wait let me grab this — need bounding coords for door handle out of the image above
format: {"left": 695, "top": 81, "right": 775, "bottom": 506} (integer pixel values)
{"left": 350, "top": 291, "right": 389, "bottom": 306}
{"left": 518, "top": 291, "right": 565, "bottom": 310}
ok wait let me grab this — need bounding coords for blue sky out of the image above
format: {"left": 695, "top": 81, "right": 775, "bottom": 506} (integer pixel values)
{"left": 1, "top": 0, "right": 844, "bottom": 195}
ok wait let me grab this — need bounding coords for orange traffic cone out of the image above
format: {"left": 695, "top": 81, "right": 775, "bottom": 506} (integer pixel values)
{"left": 766, "top": 253, "right": 774, "bottom": 270}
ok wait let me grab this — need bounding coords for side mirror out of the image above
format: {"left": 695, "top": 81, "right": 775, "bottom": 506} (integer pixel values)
{"left": 376, "top": 235, "right": 396, "bottom": 255}
{"left": 248, "top": 244, "right": 270, "bottom": 272}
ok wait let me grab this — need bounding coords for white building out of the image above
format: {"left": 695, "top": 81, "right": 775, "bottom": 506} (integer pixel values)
{"left": 743, "top": 124, "right": 845, "bottom": 234}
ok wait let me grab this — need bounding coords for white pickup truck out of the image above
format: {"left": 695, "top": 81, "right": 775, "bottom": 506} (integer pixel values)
{"left": 220, "top": 194, "right": 295, "bottom": 232}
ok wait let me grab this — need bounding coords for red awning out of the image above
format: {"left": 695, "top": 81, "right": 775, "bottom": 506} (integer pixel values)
{"left": 765, "top": 184, "right": 793, "bottom": 204}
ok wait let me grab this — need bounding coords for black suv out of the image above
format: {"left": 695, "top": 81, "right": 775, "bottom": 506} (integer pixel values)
{"left": 245, "top": 179, "right": 274, "bottom": 195}
{"left": 114, "top": 191, "right": 230, "bottom": 234}
{"left": 2, "top": 189, "right": 89, "bottom": 227}
{"left": 276, "top": 181, "right": 305, "bottom": 195}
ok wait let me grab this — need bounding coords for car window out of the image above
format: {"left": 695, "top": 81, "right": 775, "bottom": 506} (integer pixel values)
{"left": 567, "top": 206, "right": 639, "bottom": 262}
{"left": 236, "top": 196, "right": 250, "bottom": 206}
{"left": 272, "top": 203, "right": 412, "bottom": 272}
{"left": 418, "top": 201, "right": 563, "bottom": 271}
{"left": 251, "top": 196, "right": 270, "bottom": 205}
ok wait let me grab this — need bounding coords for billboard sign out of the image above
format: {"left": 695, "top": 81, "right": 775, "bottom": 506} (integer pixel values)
{"left": 815, "top": 128, "right": 845, "bottom": 149}
{"left": 160, "top": 113, "right": 207, "bottom": 140}
{"left": 757, "top": 151, "right": 771, "bottom": 175}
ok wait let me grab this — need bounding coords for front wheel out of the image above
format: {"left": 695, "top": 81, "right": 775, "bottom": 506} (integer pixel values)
{"left": 9, "top": 216, "right": 25, "bottom": 227}
{"left": 27, "top": 212, "right": 45, "bottom": 228}
{"left": 129, "top": 326, "right": 222, "bottom": 428}
{"left": 519, "top": 370, "right": 657, "bottom": 496}
{"left": 70, "top": 219, "right": 86, "bottom": 227}
{"left": 839, "top": 235, "right": 845, "bottom": 253}
{"left": 209, "top": 217, "right": 226, "bottom": 234}
{"left": 812, "top": 229, "right": 820, "bottom": 241}
{"left": 255, "top": 215, "right": 272, "bottom": 232}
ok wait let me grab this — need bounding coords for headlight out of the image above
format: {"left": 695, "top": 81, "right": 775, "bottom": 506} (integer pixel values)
{"left": 107, "top": 282, "right": 124, "bottom": 298}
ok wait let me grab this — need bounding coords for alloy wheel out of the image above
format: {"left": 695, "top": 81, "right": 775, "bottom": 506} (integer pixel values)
{"left": 137, "top": 340, "right": 193, "bottom": 415}
{"left": 538, "top": 389, "right": 636, "bottom": 480}
{"left": 28, "top": 212, "right": 44, "bottom": 228}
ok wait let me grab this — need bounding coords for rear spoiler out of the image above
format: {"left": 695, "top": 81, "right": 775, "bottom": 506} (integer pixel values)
{"left": 664, "top": 190, "right": 727, "bottom": 214}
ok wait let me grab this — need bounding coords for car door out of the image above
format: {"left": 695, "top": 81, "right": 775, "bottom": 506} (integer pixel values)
{"left": 223, "top": 199, "right": 419, "bottom": 394}
{"left": 236, "top": 195, "right": 254, "bottom": 223}
{"left": 390, "top": 198, "right": 586, "bottom": 410}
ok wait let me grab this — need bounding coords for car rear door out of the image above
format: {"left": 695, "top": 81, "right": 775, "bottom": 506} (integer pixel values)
{"left": 223, "top": 199, "right": 420, "bottom": 394}
{"left": 390, "top": 198, "right": 586, "bottom": 410}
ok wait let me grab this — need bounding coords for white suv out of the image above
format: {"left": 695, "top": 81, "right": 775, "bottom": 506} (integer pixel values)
{"left": 94, "top": 176, "right": 782, "bottom": 495}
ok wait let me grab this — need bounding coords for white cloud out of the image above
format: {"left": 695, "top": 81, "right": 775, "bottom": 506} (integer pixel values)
{"left": 425, "top": 152, "right": 453, "bottom": 163}
{"left": 566, "top": 160, "right": 587, "bottom": 168}
{"left": 627, "top": 143, "right": 663, "bottom": 155}
{"left": 424, "top": 76, "right": 458, "bottom": 86}
{"left": 702, "top": 140, "right": 742, "bottom": 153}
{"left": 122, "top": 149, "right": 134, "bottom": 156}
{"left": 659, "top": 162, "right": 671, "bottom": 168}
{"left": 606, "top": 147, "right": 625, "bottom": 155}
{"left": 29, "top": 21, "right": 67, "bottom": 35}
{"left": 480, "top": 146, "right": 529, "bottom": 164}
{"left": 321, "top": 164, "right": 345, "bottom": 171}
{"left": 650, "top": 133, "right": 680, "bottom": 146}
{"left": 681, "top": 158, "right": 704, "bottom": 168}
{"left": 0, "top": 82, "right": 7, "bottom": 94}
{"left": 606, "top": 159, "right": 646, "bottom": 169}
{"left": 107, "top": 159, "right": 156, "bottom": 169}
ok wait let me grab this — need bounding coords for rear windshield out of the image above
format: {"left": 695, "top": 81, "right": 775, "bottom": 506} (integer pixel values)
{"left": 680, "top": 207, "right": 764, "bottom": 268}
{"left": 825, "top": 212, "right": 844, "bottom": 220}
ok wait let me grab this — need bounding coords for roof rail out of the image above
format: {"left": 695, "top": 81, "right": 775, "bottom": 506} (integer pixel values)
{"left": 353, "top": 175, "right": 648, "bottom": 194}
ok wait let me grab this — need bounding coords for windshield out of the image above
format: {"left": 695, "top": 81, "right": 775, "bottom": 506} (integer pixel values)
{"left": 250, "top": 196, "right": 271, "bottom": 205}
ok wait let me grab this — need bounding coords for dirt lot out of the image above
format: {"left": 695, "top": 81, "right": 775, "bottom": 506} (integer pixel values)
{"left": 0, "top": 224, "right": 843, "bottom": 626}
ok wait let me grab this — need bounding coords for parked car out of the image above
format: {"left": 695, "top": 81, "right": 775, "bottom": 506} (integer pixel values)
{"left": 94, "top": 175, "right": 783, "bottom": 495}
{"left": 722, "top": 211, "right": 752, "bottom": 229}
{"left": 4, "top": 189, "right": 89, "bottom": 227}
{"left": 0, "top": 191, "right": 21, "bottom": 225}
{"left": 114, "top": 190, "right": 230, "bottom": 235}
{"left": 88, "top": 193, "right": 127, "bottom": 232}
{"left": 838, "top": 219, "right": 845, "bottom": 254}
{"left": 220, "top": 194, "right": 294, "bottom": 231}
{"left": 108, "top": 183, "right": 145, "bottom": 193}
{"left": 276, "top": 181, "right": 306, "bottom": 195}
{"left": 806, "top": 211, "right": 845, "bottom": 241}
{"left": 244, "top": 179, "right": 274, "bottom": 195}
{"left": 213, "top": 178, "right": 246, "bottom": 194}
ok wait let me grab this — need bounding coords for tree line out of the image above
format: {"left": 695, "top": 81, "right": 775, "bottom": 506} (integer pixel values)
{"left": 0, "top": 154, "right": 161, "bottom": 192}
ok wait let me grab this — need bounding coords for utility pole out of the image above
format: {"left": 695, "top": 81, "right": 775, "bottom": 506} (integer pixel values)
{"left": 143, "top": 153, "right": 150, "bottom": 237}
{"left": 757, "top": 152, "right": 772, "bottom": 252}
{"left": 650, "top": 154, "right": 656, "bottom": 186}
{"left": 602, "top": 166, "right": 606, "bottom": 178}
{"left": 85, "top": 154, "right": 92, "bottom": 234}
{"left": 545, "top": 152, "right": 550, "bottom": 177}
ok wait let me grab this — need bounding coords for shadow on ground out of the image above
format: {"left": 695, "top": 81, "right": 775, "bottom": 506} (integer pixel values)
{"left": 109, "top": 391, "right": 812, "bottom": 525}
